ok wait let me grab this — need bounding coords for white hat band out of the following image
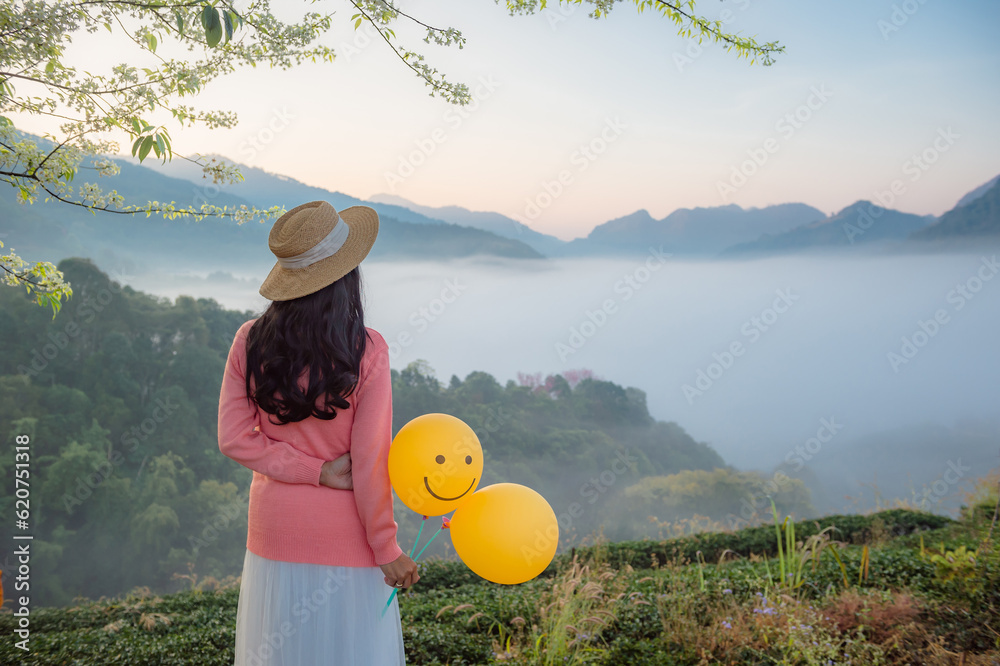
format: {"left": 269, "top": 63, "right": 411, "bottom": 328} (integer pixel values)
{"left": 276, "top": 217, "right": 350, "bottom": 269}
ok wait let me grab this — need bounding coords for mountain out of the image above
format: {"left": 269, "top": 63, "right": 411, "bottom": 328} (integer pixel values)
{"left": 911, "top": 176, "right": 1000, "bottom": 242}
{"left": 562, "top": 203, "right": 826, "bottom": 256}
{"left": 158, "top": 157, "right": 449, "bottom": 227}
{"left": 722, "top": 201, "right": 933, "bottom": 256}
{"left": 954, "top": 173, "right": 1000, "bottom": 208}
{"left": 368, "top": 193, "right": 568, "bottom": 257}
{"left": 0, "top": 156, "right": 260, "bottom": 270}
{"left": 8, "top": 137, "right": 996, "bottom": 265}
{"left": 365, "top": 196, "right": 827, "bottom": 257}
{"left": 0, "top": 154, "right": 544, "bottom": 275}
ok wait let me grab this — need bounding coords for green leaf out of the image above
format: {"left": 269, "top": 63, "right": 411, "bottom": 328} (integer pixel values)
{"left": 45, "top": 60, "right": 55, "bottom": 75}
{"left": 138, "top": 136, "right": 154, "bottom": 162}
{"left": 130, "top": 118, "right": 142, "bottom": 134}
{"left": 201, "top": 4, "right": 213, "bottom": 30}
{"left": 207, "top": 24, "right": 223, "bottom": 47}
{"left": 202, "top": 6, "right": 223, "bottom": 47}
{"left": 175, "top": 12, "right": 185, "bottom": 36}
{"left": 131, "top": 136, "right": 143, "bottom": 157}
{"left": 223, "top": 10, "right": 234, "bottom": 42}
{"left": 155, "top": 134, "right": 166, "bottom": 160}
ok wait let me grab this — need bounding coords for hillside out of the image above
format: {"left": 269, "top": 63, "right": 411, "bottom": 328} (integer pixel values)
{"left": 2, "top": 501, "right": 996, "bottom": 665}
{"left": 0, "top": 258, "right": 748, "bottom": 608}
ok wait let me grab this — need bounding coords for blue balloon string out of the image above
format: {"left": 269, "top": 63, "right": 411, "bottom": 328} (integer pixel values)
{"left": 413, "top": 524, "right": 444, "bottom": 561}
{"left": 382, "top": 587, "right": 399, "bottom": 618}
{"left": 409, "top": 516, "right": 428, "bottom": 558}
{"left": 382, "top": 522, "right": 445, "bottom": 619}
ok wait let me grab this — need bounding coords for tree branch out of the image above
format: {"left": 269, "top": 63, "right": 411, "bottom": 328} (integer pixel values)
{"left": 347, "top": 0, "right": 449, "bottom": 95}
{"left": 653, "top": 0, "right": 782, "bottom": 56}
{"left": 0, "top": 262, "right": 52, "bottom": 290}
{"left": 0, "top": 71, "right": 169, "bottom": 96}
{"left": 377, "top": 0, "right": 448, "bottom": 35}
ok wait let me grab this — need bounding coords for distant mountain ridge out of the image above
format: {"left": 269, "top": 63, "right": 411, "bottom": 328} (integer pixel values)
{"left": 369, "top": 196, "right": 829, "bottom": 257}
{"left": 163, "top": 161, "right": 830, "bottom": 257}
{"left": 564, "top": 203, "right": 827, "bottom": 256}
{"left": 5, "top": 137, "right": 997, "bottom": 264}
{"left": 713, "top": 173, "right": 1000, "bottom": 256}
{"left": 156, "top": 155, "right": 1000, "bottom": 257}
{"left": 911, "top": 176, "right": 1000, "bottom": 241}
{"left": 722, "top": 201, "right": 934, "bottom": 256}
{"left": 158, "top": 157, "right": 450, "bottom": 228}
{"left": 0, "top": 152, "right": 543, "bottom": 275}
{"left": 368, "top": 193, "right": 568, "bottom": 257}
{"left": 955, "top": 174, "right": 1000, "bottom": 208}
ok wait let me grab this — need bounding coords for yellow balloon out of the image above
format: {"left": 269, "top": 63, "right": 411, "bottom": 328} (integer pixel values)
{"left": 449, "top": 483, "right": 558, "bottom": 585}
{"left": 388, "top": 413, "right": 484, "bottom": 517}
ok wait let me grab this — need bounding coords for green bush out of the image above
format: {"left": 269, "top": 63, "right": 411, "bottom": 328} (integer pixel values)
{"left": 0, "top": 508, "right": 982, "bottom": 666}
{"left": 581, "top": 509, "right": 951, "bottom": 573}
{"left": 402, "top": 623, "right": 494, "bottom": 665}
{"left": 411, "top": 509, "right": 952, "bottom": 593}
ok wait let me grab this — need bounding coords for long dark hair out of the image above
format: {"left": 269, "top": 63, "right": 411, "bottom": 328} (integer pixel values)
{"left": 244, "top": 267, "right": 368, "bottom": 425}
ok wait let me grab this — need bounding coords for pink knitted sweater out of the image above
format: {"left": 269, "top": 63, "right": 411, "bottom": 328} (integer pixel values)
{"left": 217, "top": 318, "right": 403, "bottom": 567}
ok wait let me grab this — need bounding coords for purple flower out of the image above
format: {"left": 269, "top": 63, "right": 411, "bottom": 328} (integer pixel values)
{"left": 722, "top": 589, "right": 732, "bottom": 594}
{"left": 722, "top": 621, "right": 732, "bottom": 629}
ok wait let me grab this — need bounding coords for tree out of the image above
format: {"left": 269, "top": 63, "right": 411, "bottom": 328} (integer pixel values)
{"left": 1, "top": 0, "right": 783, "bottom": 315}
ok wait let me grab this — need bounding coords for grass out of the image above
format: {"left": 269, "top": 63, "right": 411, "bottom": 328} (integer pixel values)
{"left": 2, "top": 473, "right": 998, "bottom": 665}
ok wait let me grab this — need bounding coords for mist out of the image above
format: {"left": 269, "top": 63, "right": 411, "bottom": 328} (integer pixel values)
{"left": 115, "top": 249, "right": 1000, "bottom": 512}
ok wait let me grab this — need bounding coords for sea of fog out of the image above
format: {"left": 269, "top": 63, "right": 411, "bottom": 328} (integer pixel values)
{"left": 116, "top": 250, "right": 1000, "bottom": 479}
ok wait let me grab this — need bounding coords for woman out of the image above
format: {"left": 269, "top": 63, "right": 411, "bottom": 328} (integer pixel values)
{"left": 218, "top": 200, "right": 419, "bottom": 665}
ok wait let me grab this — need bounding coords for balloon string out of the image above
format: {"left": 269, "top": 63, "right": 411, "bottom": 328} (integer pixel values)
{"left": 382, "top": 523, "right": 445, "bottom": 619}
{"left": 382, "top": 586, "right": 399, "bottom": 618}
{"left": 413, "top": 524, "right": 444, "bottom": 561}
{"left": 409, "top": 516, "right": 428, "bottom": 558}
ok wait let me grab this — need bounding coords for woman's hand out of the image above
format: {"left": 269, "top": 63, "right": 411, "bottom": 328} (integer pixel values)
{"left": 380, "top": 552, "right": 420, "bottom": 590}
{"left": 319, "top": 452, "right": 353, "bottom": 490}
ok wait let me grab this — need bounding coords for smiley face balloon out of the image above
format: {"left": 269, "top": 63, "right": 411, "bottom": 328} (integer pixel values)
{"left": 388, "top": 413, "right": 484, "bottom": 516}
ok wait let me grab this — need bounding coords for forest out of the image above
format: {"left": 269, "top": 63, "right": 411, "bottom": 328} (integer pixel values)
{"left": 0, "top": 257, "right": 811, "bottom": 607}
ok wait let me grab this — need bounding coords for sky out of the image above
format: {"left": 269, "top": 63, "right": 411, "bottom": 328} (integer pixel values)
{"left": 11, "top": 0, "right": 1000, "bottom": 240}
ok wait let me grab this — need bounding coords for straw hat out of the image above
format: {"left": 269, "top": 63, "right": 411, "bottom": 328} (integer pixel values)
{"left": 259, "top": 201, "right": 379, "bottom": 301}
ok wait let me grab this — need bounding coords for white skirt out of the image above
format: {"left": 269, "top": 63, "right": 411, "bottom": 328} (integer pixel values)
{"left": 234, "top": 549, "right": 406, "bottom": 666}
